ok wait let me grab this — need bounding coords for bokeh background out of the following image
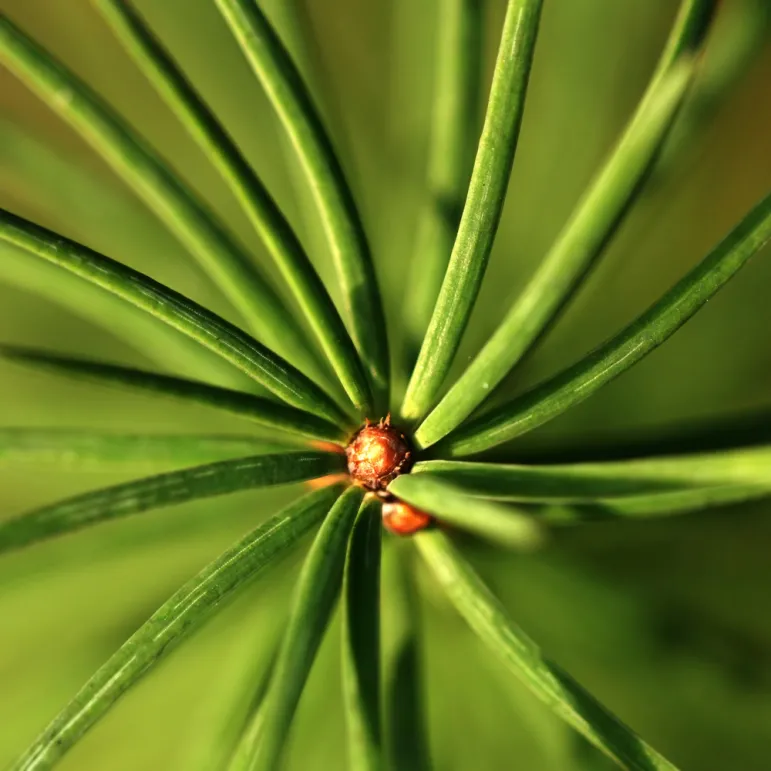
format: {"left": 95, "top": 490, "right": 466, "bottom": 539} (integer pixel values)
{"left": 1, "top": 1, "right": 771, "bottom": 769}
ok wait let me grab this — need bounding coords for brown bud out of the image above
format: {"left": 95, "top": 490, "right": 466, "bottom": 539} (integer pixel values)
{"left": 345, "top": 418, "right": 412, "bottom": 490}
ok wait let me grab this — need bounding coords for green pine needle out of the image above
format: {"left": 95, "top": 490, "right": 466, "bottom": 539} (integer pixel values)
{"left": 214, "top": 0, "right": 390, "bottom": 408}
{"left": 93, "top": 0, "right": 373, "bottom": 415}
{"left": 0, "top": 451, "right": 345, "bottom": 554}
{"left": 441, "top": 185, "right": 771, "bottom": 456}
{"left": 416, "top": 530, "right": 679, "bottom": 771}
{"left": 342, "top": 496, "right": 384, "bottom": 771}
{"left": 415, "top": 0, "right": 717, "bottom": 449}
{"left": 8, "top": 485, "right": 342, "bottom": 771}
{"left": 0, "top": 14, "right": 324, "bottom": 379}
{"left": 0, "top": 345, "right": 347, "bottom": 443}
{"left": 0, "top": 129, "right": 231, "bottom": 382}
{"left": 0, "top": 428, "right": 295, "bottom": 467}
{"left": 413, "top": 444, "right": 771, "bottom": 500}
{"left": 0, "top": 209, "right": 353, "bottom": 425}
{"left": 402, "top": 0, "right": 483, "bottom": 359}
{"left": 386, "top": 546, "right": 432, "bottom": 771}
{"left": 544, "top": 484, "right": 771, "bottom": 522}
{"left": 1, "top": 3, "right": 769, "bottom": 770}
{"left": 248, "top": 485, "right": 364, "bottom": 771}
{"left": 389, "top": 473, "right": 543, "bottom": 550}
{"left": 400, "top": 0, "right": 544, "bottom": 423}
{"left": 223, "top": 648, "right": 279, "bottom": 771}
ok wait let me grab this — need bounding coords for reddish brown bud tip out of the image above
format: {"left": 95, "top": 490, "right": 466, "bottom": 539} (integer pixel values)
{"left": 346, "top": 420, "right": 412, "bottom": 490}
{"left": 382, "top": 500, "right": 433, "bottom": 536}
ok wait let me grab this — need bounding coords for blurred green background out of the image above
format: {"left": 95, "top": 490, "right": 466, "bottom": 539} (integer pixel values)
{"left": 1, "top": 1, "right": 771, "bottom": 769}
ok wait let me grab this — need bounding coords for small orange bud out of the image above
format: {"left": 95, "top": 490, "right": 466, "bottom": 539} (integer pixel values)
{"left": 346, "top": 416, "right": 412, "bottom": 490}
{"left": 382, "top": 499, "right": 433, "bottom": 536}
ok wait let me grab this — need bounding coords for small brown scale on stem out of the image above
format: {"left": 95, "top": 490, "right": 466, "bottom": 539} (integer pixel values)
{"left": 344, "top": 415, "right": 433, "bottom": 535}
